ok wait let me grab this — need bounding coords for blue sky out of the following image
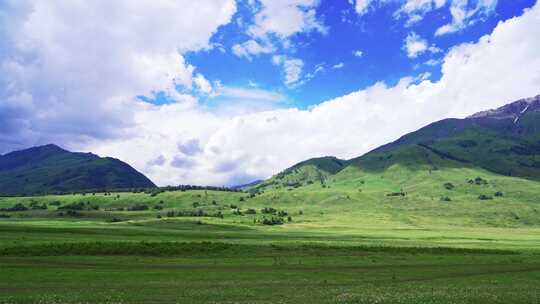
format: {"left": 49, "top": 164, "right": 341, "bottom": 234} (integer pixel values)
{"left": 184, "top": 0, "right": 536, "bottom": 109}
{"left": 1, "top": 0, "right": 540, "bottom": 186}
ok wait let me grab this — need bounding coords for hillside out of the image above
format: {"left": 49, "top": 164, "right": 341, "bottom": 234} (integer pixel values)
{"left": 252, "top": 156, "right": 348, "bottom": 191}
{"left": 0, "top": 144, "right": 156, "bottom": 195}
{"left": 351, "top": 95, "right": 540, "bottom": 179}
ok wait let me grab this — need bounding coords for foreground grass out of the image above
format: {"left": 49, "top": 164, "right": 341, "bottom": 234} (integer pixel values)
{"left": 0, "top": 243, "right": 538, "bottom": 304}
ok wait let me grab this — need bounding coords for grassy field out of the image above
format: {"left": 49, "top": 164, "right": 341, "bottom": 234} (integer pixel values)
{"left": 1, "top": 165, "right": 540, "bottom": 303}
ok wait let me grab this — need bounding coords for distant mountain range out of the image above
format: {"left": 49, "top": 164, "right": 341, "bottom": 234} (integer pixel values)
{"left": 0, "top": 144, "right": 155, "bottom": 196}
{"left": 253, "top": 94, "right": 540, "bottom": 191}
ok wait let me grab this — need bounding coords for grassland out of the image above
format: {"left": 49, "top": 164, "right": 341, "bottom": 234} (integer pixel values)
{"left": 1, "top": 165, "right": 540, "bottom": 303}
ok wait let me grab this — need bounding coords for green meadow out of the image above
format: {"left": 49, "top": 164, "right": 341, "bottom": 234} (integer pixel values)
{"left": 1, "top": 164, "right": 540, "bottom": 303}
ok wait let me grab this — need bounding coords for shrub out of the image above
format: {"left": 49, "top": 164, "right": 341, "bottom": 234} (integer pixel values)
{"left": 287, "top": 216, "right": 293, "bottom": 222}
{"left": 0, "top": 214, "right": 11, "bottom": 218}
{"left": 298, "top": 210, "right": 304, "bottom": 215}
{"left": 127, "top": 204, "right": 149, "bottom": 211}
{"left": 229, "top": 204, "right": 238, "bottom": 209}
{"left": 440, "top": 196, "right": 452, "bottom": 202}
{"left": 149, "top": 190, "right": 163, "bottom": 197}
{"left": 262, "top": 216, "right": 284, "bottom": 225}
{"left": 49, "top": 201, "right": 61, "bottom": 206}
{"left": 494, "top": 191, "right": 504, "bottom": 197}
{"left": 277, "top": 210, "right": 288, "bottom": 217}
{"left": 261, "top": 207, "right": 277, "bottom": 214}
{"left": 443, "top": 183, "right": 455, "bottom": 190}
{"left": 478, "top": 195, "right": 493, "bottom": 200}
{"left": 232, "top": 209, "right": 244, "bottom": 216}
{"left": 239, "top": 197, "right": 245, "bottom": 202}
{"left": 470, "top": 177, "right": 488, "bottom": 185}
{"left": 386, "top": 191, "right": 406, "bottom": 197}
{"left": 58, "top": 202, "right": 85, "bottom": 211}
{"left": 109, "top": 217, "right": 124, "bottom": 223}
{"left": 0, "top": 203, "right": 29, "bottom": 212}
{"left": 192, "top": 202, "right": 201, "bottom": 208}
{"left": 153, "top": 205, "right": 163, "bottom": 210}
{"left": 32, "top": 204, "right": 48, "bottom": 210}
{"left": 245, "top": 208, "right": 257, "bottom": 214}
{"left": 65, "top": 210, "right": 83, "bottom": 217}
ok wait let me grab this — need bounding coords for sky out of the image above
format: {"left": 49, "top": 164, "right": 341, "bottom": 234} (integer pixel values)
{"left": 1, "top": 0, "right": 540, "bottom": 186}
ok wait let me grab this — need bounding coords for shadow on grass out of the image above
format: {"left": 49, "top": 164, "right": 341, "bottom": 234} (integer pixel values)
{"left": 0, "top": 241, "right": 518, "bottom": 257}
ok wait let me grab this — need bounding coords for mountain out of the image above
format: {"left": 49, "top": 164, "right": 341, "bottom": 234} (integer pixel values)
{"left": 0, "top": 144, "right": 156, "bottom": 196}
{"left": 253, "top": 94, "right": 540, "bottom": 191}
{"left": 252, "top": 156, "right": 348, "bottom": 191}
{"left": 350, "top": 94, "right": 540, "bottom": 179}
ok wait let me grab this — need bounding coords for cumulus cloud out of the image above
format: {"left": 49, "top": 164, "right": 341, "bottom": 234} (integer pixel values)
{"left": 248, "top": 0, "right": 327, "bottom": 40}
{"left": 233, "top": 0, "right": 326, "bottom": 65}
{"left": 332, "top": 63, "right": 345, "bottom": 69}
{"left": 403, "top": 32, "right": 428, "bottom": 57}
{"left": 0, "top": 0, "right": 236, "bottom": 152}
{"left": 194, "top": 74, "right": 213, "bottom": 95}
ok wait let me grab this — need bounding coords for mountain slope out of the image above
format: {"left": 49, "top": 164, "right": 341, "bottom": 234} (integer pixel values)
{"left": 348, "top": 94, "right": 540, "bottom": 180}
{"left": 253, "top": 156, "right": 348, "bottom": 191}
{"left": 0, "top": 144, "right": 156, "bottom": 195}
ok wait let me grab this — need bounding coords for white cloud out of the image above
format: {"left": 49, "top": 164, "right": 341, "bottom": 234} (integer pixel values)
{"left": 395, "top": 0, "right": 447, "bottom": 25}
{"left": 332, "top": 63, "right": 345, "bottom": 69}
{"left": 403, "top": 32, "right": 442, "bottom": 58}
{"left": 350, "top": 0, "right": 375, "bottom": 15}
{"left": 231, "top": 39, "right": 274, "bottom": 59}
{"left": 215, "top": 86, "right": 287, "bottom": 103}
{"left": 424, "top": 58, "right": 442, "bottom": 66}
{"left": 248, "top": 0, "right": 327, "bottom": 40}
{"left": 272, "top": 55, "right": 304, "bottom": 86}
{"left": 0, "top": 0, "right": 236, "bottom": 151}
{"left": 353, "top": 50, "right": 364, "bottom": 57}
{"left": 435, "top": 0, "right": 498, "bottom": 36}
{"left": 403, "top": 32, "right": 428, "bottom": 58}
{"left": 359, "top": 0, "right": 497, "bottom": 33}
{"left": 194, "top": 74, "right": 213, "bottom": 95}
{"left": 303, "top": 63, "right": 326, "bottom": 83}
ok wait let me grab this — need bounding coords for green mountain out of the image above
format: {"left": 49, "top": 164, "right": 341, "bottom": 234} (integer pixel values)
{"left": 255, "top": 94, "right": 540, "bottom": 191}
{"left": 253, "top": 156, "right": 348, "bottom": 191}
{"left": 0, "top": 144, "right": 156, "bottom": 196}
{"left": 351, "top": 94, "right": 540, "bottom": 179}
